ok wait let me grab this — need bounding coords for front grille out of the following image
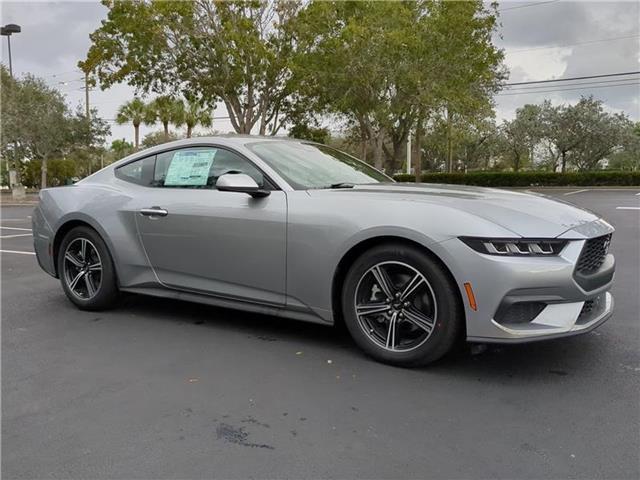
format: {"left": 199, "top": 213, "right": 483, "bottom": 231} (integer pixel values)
{"left": 576, "top": 234, "right": 611, "bottom": 274}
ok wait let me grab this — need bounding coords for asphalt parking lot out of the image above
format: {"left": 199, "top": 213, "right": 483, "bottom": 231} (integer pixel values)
{"left": 2, "top": 188, "right": 639, "bottom": 479}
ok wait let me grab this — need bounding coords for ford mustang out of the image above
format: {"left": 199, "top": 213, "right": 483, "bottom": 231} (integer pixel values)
{"left": 32, "top": 136, "right": 615, "bottom": 366}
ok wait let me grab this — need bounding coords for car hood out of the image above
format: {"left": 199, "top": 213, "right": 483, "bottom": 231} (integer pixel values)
{"left": 317, "top": 182, "right": 601, "bottom": 238}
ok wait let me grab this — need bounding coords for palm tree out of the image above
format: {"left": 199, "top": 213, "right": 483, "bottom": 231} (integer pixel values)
{"left": 183, "top": 100, "right": 213, "bottom": 138}
{"left": 146, "top": 96, "right": 184, "bottom": 142}
{"left": 115, "top": 98, "right": 147, "bottom": 149}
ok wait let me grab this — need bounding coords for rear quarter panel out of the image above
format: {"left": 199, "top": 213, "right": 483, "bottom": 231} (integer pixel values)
{"left": 35, "top": 184, "right": 155, "bottom": 286}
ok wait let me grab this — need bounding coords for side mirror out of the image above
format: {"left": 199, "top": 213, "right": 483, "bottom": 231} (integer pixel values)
{"left": 216, "top": 173, "right": 270, "bottom": 198}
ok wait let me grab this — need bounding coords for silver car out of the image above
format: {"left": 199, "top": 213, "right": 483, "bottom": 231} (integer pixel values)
{"left": 32, "top": 136, "right": 615, "bottom": 366}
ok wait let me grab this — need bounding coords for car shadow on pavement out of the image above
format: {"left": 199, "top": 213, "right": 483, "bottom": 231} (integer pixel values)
{"left": 117, "top": 292, "right": 610, "bottom": 383}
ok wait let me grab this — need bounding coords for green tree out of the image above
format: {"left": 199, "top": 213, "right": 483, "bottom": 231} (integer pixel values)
{"left": 415, "top": 0, "right": 505, "bottom": 174}
{"left": 82, "top": 0, "right": 301, "bottom": 135}
{"left": 182, "top": 99, "right": 213, "bottom": 138}
{"left": 145, "top": 96, "right": 184, "bottom": 141}
{"left": 294, "top": 1, "right": 421, "bottom": 170}
{"left": 287, "top": 121, "right": 330, "bottom": 144}
{"left": 609, "top": 122, "right": 640, "bottom": 171}
{"left": 141, "top": 130, "right": 179, "bottom": 149}
{"left": 116, "top": 97, "right": 147, "bottom": 149}
{"left": 110, "top": 139, "right": 134, "bottom": 161}
{"left": 1, "top": 69, "right": 70, "bottom": 187}
{"left": 499, "top": 104, "right": 544, "bottom": 172}
{"left": 293, "top": 0, "right": 504, "bottom": 172}
{"left": 541, "top": 97, "right": 632, "bottom": 171}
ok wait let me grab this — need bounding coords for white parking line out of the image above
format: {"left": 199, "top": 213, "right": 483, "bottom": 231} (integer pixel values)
{"left": 0, "top": 233, "right": 32, "bottom": 239}
{"left": 0, "top": 226, "right": 31, "bottom": 231}
{"left": 563, "top": 189, "right": 589, "bottom": 196}
{"left": 616, "top": 207, "right": 640, "bottom": 210}
{"left": 0, "top": 249, "right": 35, "bottom": 255}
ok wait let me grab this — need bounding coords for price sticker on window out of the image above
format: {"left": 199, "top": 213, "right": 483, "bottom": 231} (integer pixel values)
{"left": 164, "top": 150, "right": 216, "bottom": 186}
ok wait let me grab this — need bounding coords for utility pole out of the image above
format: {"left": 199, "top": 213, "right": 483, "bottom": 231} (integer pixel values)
{"left": 446, "top": 107, "right": 453, "bottom": 173}
{"left": 406, "top": 133, "right": 411, "bottom": 175}
{"left": 84, "top": 71, "right": 90, "bottom": 119}
{"left": 414, "top": 109, "right": 424, "bottom": 183}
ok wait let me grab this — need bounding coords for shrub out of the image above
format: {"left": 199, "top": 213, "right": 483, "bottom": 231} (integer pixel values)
{"left": 392, "top": 171, "right": 640, "bottom": 187}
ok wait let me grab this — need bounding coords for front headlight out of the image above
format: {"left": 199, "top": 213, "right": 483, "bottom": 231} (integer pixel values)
{"left": 459, "top": 237, "right": 568, "bottom": 256}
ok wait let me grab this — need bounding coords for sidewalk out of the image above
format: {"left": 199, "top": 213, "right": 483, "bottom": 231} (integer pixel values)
{"left": 0, "top": 193, "right": 39, "bottom": 206}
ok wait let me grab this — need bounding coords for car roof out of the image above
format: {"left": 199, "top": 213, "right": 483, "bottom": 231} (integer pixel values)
{"left": 106, "top": 135, "right": 314, "bottom": 170}
{"left": 160, "top": 135, "right": 307, "bottom": 148}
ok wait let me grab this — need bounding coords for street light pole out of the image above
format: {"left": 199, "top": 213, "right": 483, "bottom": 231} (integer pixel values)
{"left": 1, "top": 24, "right": 21, "bottom": 78}
{"left": 1, "top": 24, "right": 21, "bottom": 191}
{"left": 6, "top": 34, "right": 12, "bottom": 76}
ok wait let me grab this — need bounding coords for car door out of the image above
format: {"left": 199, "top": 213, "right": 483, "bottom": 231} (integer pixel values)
{"left": 132, "top": 145, "right": 287, "bottom": 306}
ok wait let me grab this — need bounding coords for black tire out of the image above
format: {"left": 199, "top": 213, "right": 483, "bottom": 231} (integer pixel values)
{"left": 341, "top": 243, "right": 463, "bottom": 367}
{"left": 57, "top": 226, "right": 119, "bottom": 310}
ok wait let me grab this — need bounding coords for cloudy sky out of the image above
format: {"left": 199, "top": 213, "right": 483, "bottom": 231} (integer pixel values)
{"left": 1, "top": 0, "right": 639, "bottom": 145}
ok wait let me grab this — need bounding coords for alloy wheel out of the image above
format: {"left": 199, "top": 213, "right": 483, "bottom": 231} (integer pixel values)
{"left": 63, "top": 238, "right": 103, "bottom": 300}
{"left": 354, "top": 261, "right": 438, "bottom": 352}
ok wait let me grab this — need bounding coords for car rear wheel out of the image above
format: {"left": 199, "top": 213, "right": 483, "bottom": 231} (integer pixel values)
{"left": 341, "top": 243, "right": 463, "bottom": 367}
{"left": 57, "top": 226, "right": 119, "bottom": 310}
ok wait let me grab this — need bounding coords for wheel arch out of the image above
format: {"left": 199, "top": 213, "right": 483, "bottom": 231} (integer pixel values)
{"left": 331, "top": 235, "right": 466, "bottom": 334}
{"left": 52, "top": 217, "right": 117, "bottom": 280}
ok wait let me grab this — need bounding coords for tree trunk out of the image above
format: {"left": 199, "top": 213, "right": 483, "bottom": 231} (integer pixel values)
{"left": 187, "top": 125, "right": 193, "bottom": 138}
{"left": 361, "top": 131, "right": 367, "bottom": 162}
{"left": 561, "top": 151, "right": 567, "bottom": 173}
{"left": 163, "top": 122, "right": 169, "bottom": 141}
{"left": 134, "top": 124, "right": 140, "bottom": 149}
{"left": 40, "top": 157, "right": 47, "bottom": 189}
{"left": 373, "top": 134, "right": 385, "bottom": 171}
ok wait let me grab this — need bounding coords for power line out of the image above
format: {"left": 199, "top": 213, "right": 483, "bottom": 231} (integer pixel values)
{"left": 505, "top": 71, "right": 640, "bottom": 86}
{"left": 505, "top": 34, "right": 640, "bottom": 54}
{"left": 496, "top": 81, "right": 639, "bottom": 96}
{"left": 506, "top": 76, "right": 640, "bottom": 91}
{"left": 498, "top": 1, "right": 559, "bottom": 12}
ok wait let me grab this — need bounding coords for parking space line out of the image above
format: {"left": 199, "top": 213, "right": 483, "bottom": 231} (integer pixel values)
{"left": 563, "top": 189, "right": 589, "bottom": 196}
{"left": 0, "top": 249, "right": 35, "bottom": 255}
{"left": 0, "top": 226, "right": 31, "bottom": 231}
{"left": 0, "top": 233, "right": 32, "bottom": 239}
{"left": 616, "top": 207, "right": 640, "bottom": 210}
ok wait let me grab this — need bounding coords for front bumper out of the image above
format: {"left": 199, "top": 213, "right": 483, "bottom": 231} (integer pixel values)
{"left": 468, "top": 292, "right": 613, "bottom": 343}
{"left": 432, "top": 222, "right": 615, "bottom": 343}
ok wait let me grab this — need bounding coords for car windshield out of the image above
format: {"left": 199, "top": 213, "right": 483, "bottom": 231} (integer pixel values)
{"left": 246, "top": 141, "right": 392, "bottom": 190}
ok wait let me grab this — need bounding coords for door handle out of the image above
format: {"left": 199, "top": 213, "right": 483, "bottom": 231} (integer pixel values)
{"left": 139, "top": 207, "right": 168, "bottom": 217}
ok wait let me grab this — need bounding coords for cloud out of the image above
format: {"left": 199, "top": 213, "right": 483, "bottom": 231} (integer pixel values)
{"left": 494, "top": 0, "right": 640, "bottom": 121}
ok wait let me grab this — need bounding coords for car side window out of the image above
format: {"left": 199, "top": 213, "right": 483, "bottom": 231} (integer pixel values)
{"left": 115, "top": 155, "right": 155, "bottom": 186}
{"left": 153, "top": 147, "right": 266, "bottom": 189}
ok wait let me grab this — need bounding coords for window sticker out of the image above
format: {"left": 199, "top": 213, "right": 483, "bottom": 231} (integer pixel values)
{"left": 164, "top": 150, "right": 216, "bottom": 186}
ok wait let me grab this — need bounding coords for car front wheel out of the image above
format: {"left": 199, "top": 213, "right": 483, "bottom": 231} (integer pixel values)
{"left": 57, "top": 226, "right": 119, "bottom": 310}
{"left": 341, "top": 243, "right": 463, "bottom": 367}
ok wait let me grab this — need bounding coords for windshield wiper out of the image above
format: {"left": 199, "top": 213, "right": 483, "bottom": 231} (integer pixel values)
{"left": 329, "top": 182, "right": 355, "bottom": 189}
